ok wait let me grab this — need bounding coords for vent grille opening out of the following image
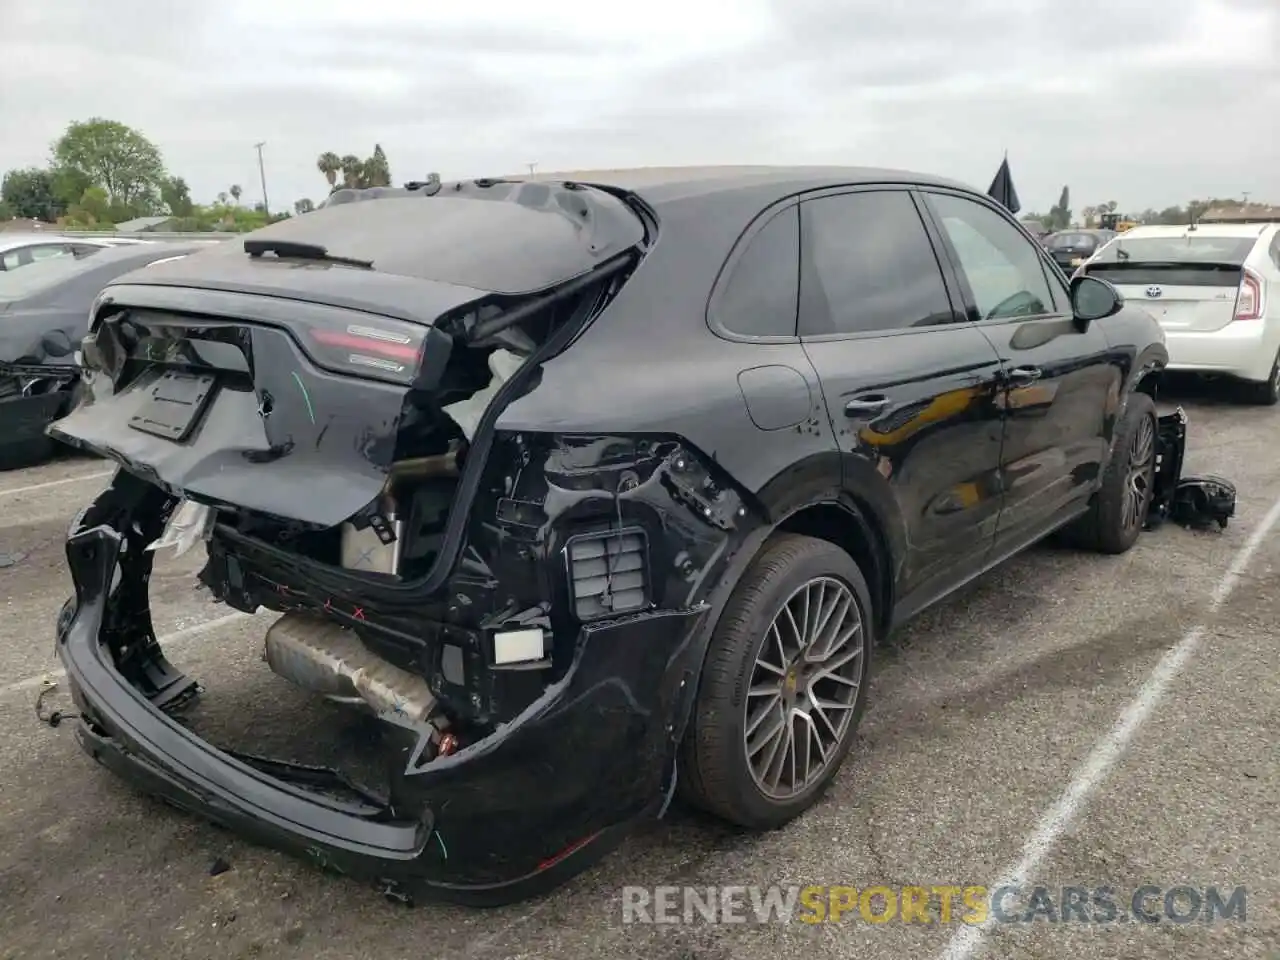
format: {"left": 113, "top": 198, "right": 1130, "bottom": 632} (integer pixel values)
{"left": 567, "top": 529, "right": 648, "bottom": 620}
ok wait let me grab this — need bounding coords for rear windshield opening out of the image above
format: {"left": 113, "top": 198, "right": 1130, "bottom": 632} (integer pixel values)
{"left": 1085, "top": 234, "right": 1256, "bottom": 287}
{"left": 1091, "top": 235, "right": 1256, "bottom": 266}
{"left": 1048, "top": 232, "right": 1101, "bottom": 250}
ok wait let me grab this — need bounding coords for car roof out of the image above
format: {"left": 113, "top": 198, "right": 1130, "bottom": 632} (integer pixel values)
{"left": 0, "top": 232, "right": 95, "bottom": 252}
{"left": 518, "top": 164, "right": 967, "bottom": 196}
{"left": 325, "top": 165, "right": 975, "bottom": 214}
{"left": 1117, "top": 223, "right": 1273, "bottom": 240}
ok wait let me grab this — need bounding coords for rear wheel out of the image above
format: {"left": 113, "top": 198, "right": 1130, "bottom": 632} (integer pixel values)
{"left": 1064, "top": 391, "right": 1157, "bottom": 554}
{"left": 1240, "top": 349, "right": 1280, "bottom": 406}
{"left": 677, "top": 533, "right": 873, "bottom": 829}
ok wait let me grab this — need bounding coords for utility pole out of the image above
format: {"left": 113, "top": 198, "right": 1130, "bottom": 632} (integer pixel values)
{"left": 255, "top": 142, "right": 270, "bottom": 217}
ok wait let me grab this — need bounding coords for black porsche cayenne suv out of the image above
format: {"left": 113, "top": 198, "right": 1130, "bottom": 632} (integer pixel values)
{"left": 50, "top": 166, "right": 1170, "bottom": 904}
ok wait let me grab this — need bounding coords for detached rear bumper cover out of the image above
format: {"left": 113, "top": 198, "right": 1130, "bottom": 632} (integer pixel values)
{"left": 57, "top": 500, "right": 707, "bottom": 902}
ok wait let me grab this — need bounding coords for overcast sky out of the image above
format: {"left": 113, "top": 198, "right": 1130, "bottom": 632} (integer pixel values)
{"left": 2, "top": 0, "right": 1276, "bottom": 214}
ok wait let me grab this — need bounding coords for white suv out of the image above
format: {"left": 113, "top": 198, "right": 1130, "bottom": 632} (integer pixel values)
{"left": 1078, "top": 222, "right": 1280, "bottom": 404}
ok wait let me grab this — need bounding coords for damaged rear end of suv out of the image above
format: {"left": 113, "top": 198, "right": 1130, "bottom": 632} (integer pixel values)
{"left": 50, "top": 178, "right": 728, "bottom": 903}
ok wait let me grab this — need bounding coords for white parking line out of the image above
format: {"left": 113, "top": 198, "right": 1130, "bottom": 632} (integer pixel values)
{"left": 0, "top": 611, "right": 254, "bottom": 699}
{"left": 937, "top": 493, "right": 1280, "bottom": 960}
{"left": 0, "top": 470, "right": 114, "bottom": 498}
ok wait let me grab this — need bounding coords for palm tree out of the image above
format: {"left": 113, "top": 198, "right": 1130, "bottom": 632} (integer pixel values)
{"left": 316, "top": 152, "right": 341, "bottom": 190}
{"left": 229, "top": 184, "right": 242, "bottom": 206}
{"left": 217, "top": 191, "right": 229, "bottom": 206}
{"left": 340, "top": 155, "right": 363, "bottom": 189}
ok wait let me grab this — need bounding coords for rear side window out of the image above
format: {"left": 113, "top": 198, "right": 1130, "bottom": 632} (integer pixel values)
{"left": 714, "top": 205, "right": 799, "bottom": 337}
{"left": 926, "top": 192, "right": 1058, "bottom": 320}
{"left": 798, "top": 190, "right": 953, "bottom": 336}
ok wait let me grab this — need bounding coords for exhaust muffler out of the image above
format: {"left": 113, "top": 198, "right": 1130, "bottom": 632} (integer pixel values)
{"left": 264, "top": 612, "right": 440, "bottom": 725}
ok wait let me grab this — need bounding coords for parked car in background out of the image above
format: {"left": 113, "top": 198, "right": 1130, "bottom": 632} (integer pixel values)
{"left": 0, "top": 233, "right": 154, "bottom": 272}
{"left": 0, "top": 242, "right": 200, "bottom": 469}
{"left": 1078, "top": 222, "right": 1280, "bottom": 404}
{"left": 50, "top": 167, "right": 1173, "bottom": 903}
{"left": 1043, "top": 228, "right": 1116, "bottom": 273}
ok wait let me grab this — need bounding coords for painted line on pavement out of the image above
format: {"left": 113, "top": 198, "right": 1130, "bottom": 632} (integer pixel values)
{"left": 938, "top": 492, "right": 1280, "bottom": 960}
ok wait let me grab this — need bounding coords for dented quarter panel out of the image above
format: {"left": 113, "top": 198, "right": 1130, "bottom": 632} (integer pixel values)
{"left": 497, "top": 193, "right": 841, "bottom": 503}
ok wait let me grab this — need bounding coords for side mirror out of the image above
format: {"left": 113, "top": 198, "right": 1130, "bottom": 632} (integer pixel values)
{"left": 1070, "top": 274, "right": 1123, "bottom": 322}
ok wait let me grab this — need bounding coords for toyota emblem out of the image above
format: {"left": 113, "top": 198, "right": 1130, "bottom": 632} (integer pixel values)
{"left": 1145, "top": 286, "right": 1163, "bottom": 299}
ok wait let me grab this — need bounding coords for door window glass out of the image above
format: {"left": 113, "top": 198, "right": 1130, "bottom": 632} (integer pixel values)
{"left": 799, "top": 191, "right": 954, "bottom": 336}
{"left": 928, "top": 192, "right": 1058, "bottom": 319}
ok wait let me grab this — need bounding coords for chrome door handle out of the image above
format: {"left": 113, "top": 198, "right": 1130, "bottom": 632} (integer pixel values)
{"left": 1007, "top": 366, "right": 1043, "bottom": 385}
{"left": 844, "top": 395, "right": 889, "bottom": 416}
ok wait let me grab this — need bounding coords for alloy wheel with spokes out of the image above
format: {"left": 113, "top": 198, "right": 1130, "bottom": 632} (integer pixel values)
{"left": 744, "top": 576, "right": 865, "bottom": 800}
{"left": 1121, "top": 410, "right": 1155, "bottom": 533}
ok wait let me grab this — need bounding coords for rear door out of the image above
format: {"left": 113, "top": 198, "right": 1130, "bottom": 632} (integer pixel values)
{"left": 796, "top": 187, "right": 1006, "bottom": 612}
{"left": 918, "top": 188, "right": 1116, "bottom": 552}
{"left": 1084, "top": 233, "right": 1260, "bottom": 334}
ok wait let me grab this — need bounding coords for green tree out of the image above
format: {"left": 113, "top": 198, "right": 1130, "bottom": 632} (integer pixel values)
{"left": 78, "top": 186, "right": 112, "bottom": 222}
{"left": 339, "top": 154, "right": 363, "bottom": 189}
{"left": 294, "top": 198, "right": 315, "bottom": 215}
{"left": 52, "top": 118, "right": 166, "bottom": 211}
{"left": 0, "top": 200, "right": 12, "bottom": 221}
{"left": 50, "top": 166, "right": 92, "bottom": 208}
{"left": 230, "top": 184, "right": 242, "bottom": 206}
{"left": 317, "top": 152, "right": 341, "bottom": 190}
{"left": 1, "top": 167, "right": 62, "bottom": 221}
{"left": 61, "top": 186, "right": 113, "bottom": 227}
{"left": 160, "top": 176, "right": 194, "bottom": 217}
{"left": 364, "top": 144, "right": 392, "bottom": 187}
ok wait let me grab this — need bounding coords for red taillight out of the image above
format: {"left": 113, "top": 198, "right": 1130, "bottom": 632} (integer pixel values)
{"left": 1234, "top": 269, "right": 1264, "bottom": 322}
{"left": 300, "top": 319, "right": 427, "bottom": 384}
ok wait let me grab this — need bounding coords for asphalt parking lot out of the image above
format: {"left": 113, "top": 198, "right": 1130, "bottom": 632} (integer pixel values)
{"left": 1, "top": 385, "right": 1277, "bottom": 960}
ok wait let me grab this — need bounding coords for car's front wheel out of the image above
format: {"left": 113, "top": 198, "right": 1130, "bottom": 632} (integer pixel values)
{"left": 677, "top": 533, "right": 873, "bottom": 829}
{"left": 1064, "top": 390, "right": 1157, "bottom": 554}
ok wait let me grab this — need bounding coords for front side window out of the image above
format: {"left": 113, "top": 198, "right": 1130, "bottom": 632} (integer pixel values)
{"left": 927, "top": 192, "right": 1058, "bottom": 320}
{"left": 798, "top": 190, "right": 953, "bottom": 336}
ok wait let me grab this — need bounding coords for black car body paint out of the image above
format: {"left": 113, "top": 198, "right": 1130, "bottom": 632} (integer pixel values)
{"left": 48, "top": 169, "right": 1173, "bottom": 903}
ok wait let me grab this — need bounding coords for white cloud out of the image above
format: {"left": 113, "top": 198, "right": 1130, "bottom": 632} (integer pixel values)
{"left": 0, "top": 0, "right": 1275, "bottom": 213}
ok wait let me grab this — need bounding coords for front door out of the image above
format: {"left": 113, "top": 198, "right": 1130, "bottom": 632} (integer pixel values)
{"left": 796, "top": 187, "right": 1007, "bottom": 614}
{"left": 918, "top": 189, "right": 1117, "bottom": 553}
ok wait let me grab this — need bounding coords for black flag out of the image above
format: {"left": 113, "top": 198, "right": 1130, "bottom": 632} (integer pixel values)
{"left": 987, "top": 155, "right": 1021, "bottom": 215}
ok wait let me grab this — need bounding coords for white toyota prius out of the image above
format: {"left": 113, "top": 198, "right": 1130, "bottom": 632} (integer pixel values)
{"left": 1077, "top": 222, "right": 1280, "bottom": 404}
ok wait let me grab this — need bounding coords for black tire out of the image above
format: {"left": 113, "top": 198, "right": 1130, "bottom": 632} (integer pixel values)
{"left": 677, "top": 533, "right": 874, "bottom": 829}
{"left": 1064, "top": 391, "right": 1157, "bottom": 554}
{"left": 1240, "top": 350, "right": 1280, "bottom": 406}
